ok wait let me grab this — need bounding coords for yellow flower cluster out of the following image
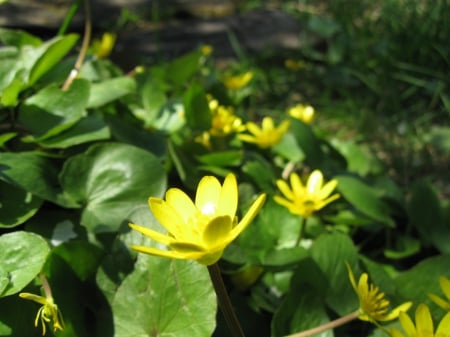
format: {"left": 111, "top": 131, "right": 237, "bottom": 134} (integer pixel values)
{"left": 238, "top": 117, "right": 290, "bottom": 149}
{"left": 288, "top": 104, "right": 315, "bottom": 124}
{"left": 223, "top": 71, "right": 253, "bottom": 90}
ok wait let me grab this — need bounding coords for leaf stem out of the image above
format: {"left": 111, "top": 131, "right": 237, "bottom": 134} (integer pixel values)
{"left": 284, "top": 310, "right": 359, "bottom": 337}
{"left": 62, "top": 0, "right": 92, "bottom": 90}
{"left": 39, "top": 273, "right": 53, "bottom": 299}
{"left": 208, "top": 263, "right": 246, "bottom": 337}
{"left": 295, "top": 216, "right": 307, "bottom": 246}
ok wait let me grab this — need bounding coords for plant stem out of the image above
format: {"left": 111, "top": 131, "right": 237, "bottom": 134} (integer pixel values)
{"left": 295, "top": 217, "right": 307, "bottom": 246}
{"left": 39, "top": 273, "right": 53, "bottom": 299}
{"left": 284, "top": 310, "right": 359, "bottom": 337}
{"left": 208, "top": 263, "right": 246, "bottom": 337}
{"left": 62, "top": 0, "right": 92, "bottom": 90}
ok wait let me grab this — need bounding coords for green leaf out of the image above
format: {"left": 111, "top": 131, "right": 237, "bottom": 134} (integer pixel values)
{"left": 395, "top": 254, "right": 450, "bottom": 317}
{"left": 28, "top": 33, "right": 78, "bottom": 85}
{"left": 310, "top": 232, "right": 359, "bottom": 315}
{"left": 0, "top": 180, "right": 42, "bottom": 228}
{"left": 0, "top": 231, "right": 50, "bottom": 297}
{"left": 166, "top": 49, "right": 201, "bottom": 86}
{"left": 0, "top": 151, "right": 72, "bottom": 206}
{"left": 272, "top": 287, "right": 331, "bottom": 337}
{"left": 0, "top": 28, "right": 42, "bottom": 47}
{"left": 113, "top": 256, "right": 216, "bottom": 337}
{"left": 60, "top": 143, "right": 166, "bottom": 232}
{"left": 197, "top": 150, "right": 242, "bottom": 167}
{"left": 33, "top": 114, "right": 110, "bottom": 149}
{"left": 183, "top": 82, "right": 211, "bottom": 130}
{"left": 289, "top": 118, "right": 324, "bottom": 167}
{"left": 336, "top": 175, "right": 395, "bottom": 227}
{"left": 18, "top": 78, "right": 89, "bottom": 140}
{"left": 407, "top": 180, "right": 450, "bottom": 253}
{"left": 87, "top": 76, "right": 136, "bottom": 108}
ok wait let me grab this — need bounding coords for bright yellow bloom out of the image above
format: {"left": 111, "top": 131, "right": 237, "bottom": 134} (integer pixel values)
{"left": 223, "top": 71, "right": 253, "bottom": 90}
{"left": 238, "top": 117, "right": 290, "bottom": 149}
{"left": 130, "top": 173, "right": 266, "bottom": 265}
{"left": 92, "top": 32, "right": 116, "bottom": 58}
{"left": 429, "top": 276, "right": 450, "bottom": 311}
{"left": 288, "top": 104, "right": 315, "bottom": 124}
{"left": 389, "top": 304, "right": 450, "bottom": 337}
{"left": 19, "top": 292, "right": 64, "bottom": 335}
{"left": 346, "top": 263, "right": 412, "bottom": 324}
{"left": 274, "top": 170, "right": 339, "bottom": 218}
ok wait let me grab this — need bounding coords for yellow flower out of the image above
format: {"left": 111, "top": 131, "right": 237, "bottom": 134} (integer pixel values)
{"left": 429, "top": 276, "right": 450, "bottom": 311}
{"left": 223, "top": 71, "right": 253, "bottom": 90}
{"left": 91, "top": 32, "right": 116, "bottom": 58}
{"left": 389, "top": 304, "right": 450, "bottom": 337}
{"left": 19, "top": 292, "right": 64, "bottom": 335}
{"left": 346, "top": 263, "right": 412, "bottom": 324}
{"left": 288, "top": 104, "right": 315, "bottom": 124}
{"left": 200, "top": 44, "right": 213, "bottom": 56}
{"left": 210, "top": 106, "right": 246, "bottom": 136}
{"left": 238, "top": 117, "right": 290, "bottom": 149}
{"left": 274, "top": 170, "right": 340, "bottom": 218}
{"left": 130, "top": 173, "right": 266, "bottom": 265}
{"left": 284, "top": 59, "right": 306, "bottom": 70}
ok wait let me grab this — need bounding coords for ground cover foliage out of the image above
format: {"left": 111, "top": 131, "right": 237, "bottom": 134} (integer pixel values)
{"left": 0, "top": 0, "right": 449, "bottom": 336}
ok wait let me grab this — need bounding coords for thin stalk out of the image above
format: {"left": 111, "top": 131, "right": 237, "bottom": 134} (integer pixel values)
{"left": 62, "top": 0, "right": 92, "bottom": 90}
{"left": 284, "top": 310, "right": 359, "bottom": 337}
{"left": 39, "top": 273, "right": 53, "bottom": 299}
{"left": 295, "top": 216, "right": 306, "bottom": 246}
{"left": 207, "top": 263, "right": 246, "bottom": 337}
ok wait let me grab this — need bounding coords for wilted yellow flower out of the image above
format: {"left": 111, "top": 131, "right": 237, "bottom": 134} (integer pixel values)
{"left": 130, "top": 173, "right": 266, "bottom": 265}
{"left": 389, "top": 304, "right": 450, "bottom": 337}
{"left": 223, "top": 71, "right": 253, "bottom": 90}
{"left": 429, "top": 276, "right": 450, "bottom": 311}
{"left": 92, "top": 32, "right": 116, "bottom": 58}
{"left": 238, "top": 117, "right": 290, "bottom": 149}
{"left": 346, "top": 263, "right": 412, "bottom": 324}
{"left": 288, "top": 104, "right": 315, "bottom": 124}
{"left": 19, "top": 292, "right": 64, "bottom": 335}
{"left": 284, "top": 59, "right": 306, "bottom": 70}
{"left": 274, "top": 170, "right": 339, "bottom": 218}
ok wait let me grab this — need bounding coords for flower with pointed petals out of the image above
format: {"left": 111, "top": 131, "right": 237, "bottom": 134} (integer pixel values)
{"left": 130, "top": 173, "right": 266, "bottom": 265}
{"left": 346, "top": 263, "right": 412, "bottom": 324}
{"left": 389, "top": 304, "right": 450, "bottom": 337}
{"left": 429, "top": 276, "right": 450, "bottom": 311}
{"left": 223, "top": 71, "right": 253, "bottom": 90}
{"left": 19, "top": 292, "right": 64, "bottom": 335}
{"left": 288, "top": 104, "right": 315, "bottom": 124}
{"left": 238, "top": 117, "right": 290, "bottom": 149}
{"left": 274, "top": 170, "right": 339, "bottom": 218}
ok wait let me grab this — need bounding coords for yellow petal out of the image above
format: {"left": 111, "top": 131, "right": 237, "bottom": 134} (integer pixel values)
{"left": 246, "top": 122, "right": 262, "bottom": 136}
{"left": 436, "top": 311, "right": 450, "bottom": 336}
{"left": 202, "top": 215, "right": 233, "bottom": 248}
{"left": 428, "top": 293, "right": 450, "bottom": 311}
{"left": 166, "top": 188, "right": 197, "bottom": 224}
{"left": 306, "top": 170, "right": 324, "bottom": 194}
{"left": 228, "top": 193, "right": 266, "bottom": 243}
{"left": 19, "top": 293, "right": 47, "bottom": 305}
{"left": 129, "top": 223, "right": 172, "bottom": 245}
{"left": 148, "top": 197, "right": 188, "bottom": 238}
{"left": 217, "top": 173, "right": 238, "bottom": 217}
{"left": 318, "top": 179, "right": 338, "bottom": 199}
{"left": 381, "top": 301, "right": 413, "bottom": 321}
{"left": 273, "top": 195, "right": 295, "bottom": 212}
{"left": 130, "top": 244, "right": 202, "bottom": 260}
{"left": 415, "top": 304, "right": 433, "bottom": 335}
{"left": 237, "top": 134, "right": 257, "bottom": 144}
{"left": 345, "top": 262, "right": 358, "bottom": 293}
{"left": 276, "top": 179, "right": 295, "bottom": 200}
{"left": 290, "top": 173, "right": 305, "bottom": 196}
{"left": 440, "top": 276, "right": 450, "bottom": 300}
{"left": 277, "top": 120, "right": 291, "bottom": 134}
{"left": 261, "top": 117, "right": 274, "bottom": 131}
{"left": 196, "top": 176, "right": 222, "bottom": 215}
{"left": 388, "top": 328, "right": 406, "bottom": 337}
{"left": 399, "top": 311, "right": 416, "bottom": 336}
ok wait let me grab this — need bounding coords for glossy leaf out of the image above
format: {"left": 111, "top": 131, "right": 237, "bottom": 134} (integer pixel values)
{"left": 0, "top": 231, "right": 50, "bottom": 297}
{"left": 336, "top": 175, "right": 395, "bottom": 227}
{"left": 87, "top": 76, "right": 136, "bottom": 108}
{"left": 60, "top": 143, "right": 166, "bottom": 232}
{"left": 113, "top": 255, "right": 216, "bottom": 337}
{"left": 0, "top": 180, "right": 42, "bottom": 228}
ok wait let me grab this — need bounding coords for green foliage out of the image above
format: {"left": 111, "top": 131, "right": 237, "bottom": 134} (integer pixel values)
{"left": 0, "top": 2, "right": 449, "bottom": 336}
